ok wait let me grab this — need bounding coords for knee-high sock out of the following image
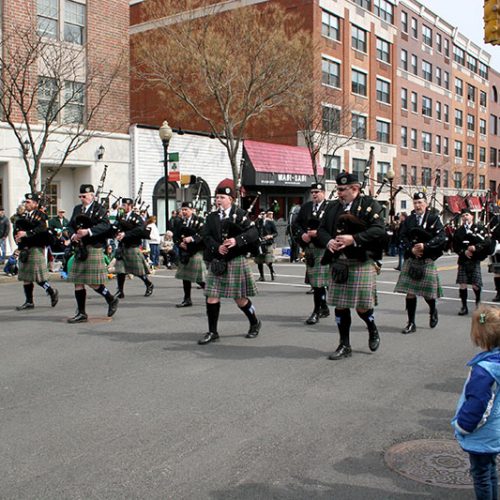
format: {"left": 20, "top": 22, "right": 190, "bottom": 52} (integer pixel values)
{"left": 94, "top": 285, "right": 114, "bottom": 304}
{"left": 335, "top": 308, "right": 351, "bottom": 346}
{"left": 239, "top": 299, "right": 258, "bottom": 326}
{"left": 75, "top": 288, "right": 86, "bottom": 314}
{"left": 424, "top": 298, "right": 436, "bottom": 314}
{"left": 183, "top": 280, "right": 192, "bottom": 300}
{"left": 357, "top": 308, "right": 376, "bottom": 332}
{"left": 206, "top": 301, "right": 220, "bottom": 333}
{"left": 268, "top": 263, "right": 274, "bottom": 274}
{"left": 313, "top": 287, "right": 323, "bottom": 312}
{"left": 37, "top": 280, "right": 55, "bottom": 296}
{"left": 257, "top": 263, "right": 264, "bottom": 279}
{"left": 459, "top": 288, "right": 468, "bottom": 308}
{"left": 474, "top": 287, "right": 481, "bottom": 305}
{"left": 138, "top": 275, "right": 152, "bottom": 287}
{"left": 495, "top": 277, "right": 500, "bottom": 294}
{"left": 117, "top": 273, "right": 126, "bottom": 293}
{"left": 406, "top": 297, "right": 417, "bottom": 324}
{"left": 23, "top": 283, "right": 34, "bottom": 303}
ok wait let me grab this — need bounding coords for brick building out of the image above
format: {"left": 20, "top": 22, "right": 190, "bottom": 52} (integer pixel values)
{"left": 489, "top": 68, "right": 500, "bottom": 201}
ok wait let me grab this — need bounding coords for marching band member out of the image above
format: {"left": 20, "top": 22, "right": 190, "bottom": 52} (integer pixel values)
{"left": 254, "top": 209, "right": 278, "bottom": 282}
{"left": 198, "top": 181, "right": 261, "bottom": 345}
{"left": 14, "top": 193, "right": 59, "bottom": 310}
{"left": 394, "top": 192, "right": 446, "bottom": 334}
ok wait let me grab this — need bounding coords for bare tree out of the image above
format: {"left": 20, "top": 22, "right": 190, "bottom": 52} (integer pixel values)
{"left": 133, "top": 0, "right": 312, "bottom": 197}
{"left": 0, "top": 16, "right": 127, "bottom": 193}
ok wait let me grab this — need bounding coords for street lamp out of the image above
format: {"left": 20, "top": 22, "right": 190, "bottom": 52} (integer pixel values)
{"left": 159, "top": 120, "right": 173, "bottom": 232}
{"left": 385, "top": 166, "right": 396, "bottom": 224}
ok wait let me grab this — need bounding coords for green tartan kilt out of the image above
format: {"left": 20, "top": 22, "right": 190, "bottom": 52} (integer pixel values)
{"left": 205, "top": 255, "right": 257, "bottom": 299}
{"left": 394, "top": 258, "right": 443, "bottom": 299}
{"left": 18, "top": 247, "right": 49, "bottom": 283}
{"left": 306, "top": 247, "right": 330, "bottom": 288}
{"left": 175, "top": 251, "right": 206, "bottom": 282}
{"left": 456, "top": 261, "right": 483, "bottom": 287}
{"left": 327, "top": 259, "right": 377, "bottom": 309}
{"left": 68, "top": 246, "right": 108, "bottom": 285}
{"left": 114, "top": 246, "right": 150, "bottom": 276}
{"left": 254, "top": 244, "right": 275, "bottom": 265}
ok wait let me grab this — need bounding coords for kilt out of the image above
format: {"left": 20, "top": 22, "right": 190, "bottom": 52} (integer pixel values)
{"left": 456, "top": 260, "right": 483, "bottom": 287}
{"left": 18, "top": 247, "right": 49, "bottom": 283}
{"left": 175, "top": 251, "right": 206, "bottom": 282}
{"left": 327, "top": 259, "right": 377, "bottom": 309}
{"left": 205, "top": 255, "right": 257, "bottom": 299}
{"left": 68, "top": 246, "right": 108, "bottom": 285}
{"left": 394, "top": 258, "right": 443, "bottom": 299}
{"left": 254, "top": 244, "right": 275, "bottom": 265}
{"left": 114, "top": 246, "right": 150, "bottom": 276}
{"left": 306, "top": 247, "right": 330, "bottom": 288}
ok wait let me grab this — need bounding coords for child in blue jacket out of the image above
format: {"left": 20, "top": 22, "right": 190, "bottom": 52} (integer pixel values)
{"left": 452, "top": 305, "right": 500, "bottom": 500}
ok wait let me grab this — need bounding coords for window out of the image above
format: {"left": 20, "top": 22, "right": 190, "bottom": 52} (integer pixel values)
{"left": 352, "top": 113, "right": 367, "bottom": 139}
{"left": 422, "top": 25, "right": 432, "bottom": 46}
{"left": 37, "top": 0, "right": 58, "bottom": 38}
{"left": 63, "top": 80, "right": 84, "bottom": 124}
{"left": 37, "top": 76, "right": 58, "bottom": 121}
{"left": 411, "top": 91, "right": 417, "bottom": 113}
{"left": 454, "top": 172, "right": 462, "bottom": 189}
{"left": 401, "top": 88, "right": 408, "bottom": 109}
{"left": 443, "top": 169, "right": 449, "bottom": 187}
{"left": 436, "top": 33, "right": 442, "bottom": 52}
{"left": 467, "top": 84, "right": 476, "bottom": 102}
{"left": 455, "top": 109, "right": 463, "bottom": 128}
{"left": 377, "top": 161, "right": 390, "bottom": 183}
{"left": 322, "top": 58, "right": 341, "bottom": 88}
{"left": 64, "top": 0, "right": 85, "bottom": 44}
{"left": 455, "top": 140, "right": 463, "bottom": 158}
{"left": 44, "top": 183, "right": 59, "bottom": 219}
{"left": 410, "top": 128, "right": 417, "bottom": 149}
{"left": 480, "top": 147, "right": 486, "bottom": 163}
{"left": 480, "top": 118, "right": 487, "bottom": 135}
{"left": 435, "top": 67, "right": 442, "bottom": 86}
{"left": 401, "top": 126, "right": 408, "bottom": 147}
{"left": 444, "top": 38, "right": 450, "bottom": 57}
{"left": 454, "top": 46, "right": 465, "bottom": 66}
{"left": 422, "top": 60, "right": 432, "bottom": 82}
{"left": 401, "top": 11, "right": 408, "bottom": 33}
{"left": 352, "top": 69, "right": 367, "bottom": 96}
{"left": 444, "top": 137, "right": 449, "bottom": 155}
{"left": 411, "top": 17, "right": 418, "bottom": 38}
{"left": 322, "top": 106, "right": 341, "bottom": 133}
{"left": 467, "top": 54, "right": 477, "bottom": 73}
{"left": 479, "top": 175, "right": 485, "bottom": 190}
{"left": 411, "top": 165, "right": 417, "bottom": 185}
{"left": 455, "top": 77, "right": 463, "bottom": 97}
{"left": 322, "top": 10, "right": 340, "bottom": 40}
{"left": 411, "top": 54, "right": 418, "bottom": 75}
{"left": 467, "top": 144, "right": 475, "bottom": 161}
{"left": 422, "top": 132, "right": 432, "bottom": 152}
{"left": 480, "top": 90, "right": 487, "bottom": 107}
{"left": 436, "top": 101, "right": 442, "bottom": 121}
{"left": 376, "top": 120, "right": 390, "bottom": 143}
{"left": 353, "top": 0, "right": 371, "bottom": 8}
{"left": 467, "top": 173, "right": 474, "bottom": 189}
{"left": 376, "top": 78, "right": 390, "bottom": 104}
{"left": 479, "top": 62, "right": 488, "bottom": 79}
{"left": 467, "top": 114, "right": 475, "bottom": 132}
{"left": 401, "top": 164, "right": 408, "bottom": 184}
{"left": 400, "top": 48, "right": 408, "bottom": 70}
{"left": 352, "top": 158, "right": 367, "bottom": 179}
{"left": 377, "top": 38, "right": 391, "bottom": 63}
{"left": 324, "top": 155, "right": 341, "bottom": 180}
{"left": 352, "top": 25, "right": 367, "bottom": 53}
{"left": 374, "top": 0, "right": 393, "bottom": 24}
{"left": 444, "top": 104, "right": 449, "bottom": 123}
{"left": 435, "top": 135, "right": 441, "bottom": 154}
{"left": 422, "top": 96, "right": 432, "bottom": 117}
{"left": 422, "top": 167, "right": 432, "bottom": 186}
{"left": 444, "top": 71, "right": 450, "bottom": 90}
{"left": 491, "top": 114, "right": 498, "bottom": 135}
{"left": 491, "top": 148, "right": 498, "bottom": 167}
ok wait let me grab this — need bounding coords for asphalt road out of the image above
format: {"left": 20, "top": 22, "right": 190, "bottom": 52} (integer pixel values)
{"left": 0, "top": 254, "right": 496, "bottom": 499}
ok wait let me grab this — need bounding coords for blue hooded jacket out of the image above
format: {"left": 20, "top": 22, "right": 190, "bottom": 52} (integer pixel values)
{"left": 452, "top": 348, "right": 500, "bottom": 454}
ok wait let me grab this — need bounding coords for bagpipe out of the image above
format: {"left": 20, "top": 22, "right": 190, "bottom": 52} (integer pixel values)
{"left": 457, "top": 226, "right": 493, "bottom": 263}
{"left": 177, "top": 218, "right": 205, "bottom": 264}
{"left": 15, "top": 212, "right": 52, "bottom": 262}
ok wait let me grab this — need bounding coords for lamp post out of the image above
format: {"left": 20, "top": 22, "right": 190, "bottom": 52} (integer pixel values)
{"left": 385, "top": 166, "right": 396, "bottom": 224}
{"left": 159, "top": 121, "right": 173, "bottom": 232}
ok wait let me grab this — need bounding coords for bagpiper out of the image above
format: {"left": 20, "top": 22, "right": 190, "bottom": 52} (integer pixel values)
{"left": 66, "top": 184, "right": 119, "bottom": 323}
{"left": 114, "top": 197, "right": 154, "bottom": 298}
{"left": 292, "top": 182, "right": 330, "bottom": 324}
{"left": 394, "top": 192, "right": 446, "bottom": 334}
{"left": 317, "top": 172, "right": 385, "bottom": 360}
{"left": 14, "top": 193, "right": 59, "bottom": 310}
{"left": 198, "top": 181, "right": 261, "bottom": 345}
{"left": 254, "top": 210, "right": 278, "bottom": 282}
{"left": 173, "top": 201, "right": 206, "bottom": 307}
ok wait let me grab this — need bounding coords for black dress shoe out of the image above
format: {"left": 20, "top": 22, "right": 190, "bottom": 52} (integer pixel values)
{"left": 176, "top": 299, "right": 192, "bottom": 308}
{"left": 116, "top": 291, "right": 125, "bottom": 299}
{"left": 257, "top": 276, "right": 265, "bottom": 282}
{"left": 328, "top": 345, "right": 352, "bottom": 360}
{"left": 368, "top": 325, "right": 380, "bottom": 352}
{"left": 306, "top": 288, "right": 314, "bottom": 295}
{"left": 198, "top": 331, "right": 219, "bottom": 345}
{"left": 144, "top": 284, "right": 154, "bottom": 297}
{"left": 430, "top": 310, "right": 439, "bottom": 328}
{"left": 246, "top": 320, "right": 261, "bottom": 338}
{"left": 319, "top": 306, "right": 330, "bottom": 318}
{"left": 67, "top": 312, "right": 88, "bottom": 323}
{"left": 493, "top": 294, "right": 500, "bottom": 303}
{"left": 107, "top": 296, "right": 119, "bottom": 317}
{"left": 401, "top": 322, "right": 417, "bottom": 334}
{"left": 458, "top": 307, "right": 468, "bottom": 316}
{"left": 271, "top": 272, "right": 275, "bottom": 281}
{"left": 16, "top": 302, "right": 34, "bottom": 311}
{"left": 50, "top": 289, "right": 59, "bottom": 307}
{"left": 305, "top": 312, "right": 319, "bottom": 325}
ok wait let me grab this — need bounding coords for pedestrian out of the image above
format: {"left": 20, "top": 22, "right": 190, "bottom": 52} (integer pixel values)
{"left": 394, "top": 212, "right": 408, "bottom": 271}
{"left": 114, "top": 198, "right": 154, "bottom": 299}
{"left": 0, "top": 207, "right": 10, "bottom": 264}
{"left": 452, "top": 305, "right": 500, "bottom": 500}
{"left": 394, "top": 192, "right": 446, "bottom": 334}
{"left": 174, "top": 201, "right": 206, "bottom": 307}
{"left": 254, "top": 210, "right": 277, "bottom": 281}
{"left": 286, "top": 203, "right": 301, "bottom": 263}
{"left": 454, "top": 208, "right": 492, "bottom": 316}
{"left": 146, "top": 215, "right": 161, "bottom": 268}
{"left": 317, "top": 172, "right": 385, "bottom": 360}
{"left": 66, "top": 184, "right": 119, "bottom": 323}
{"left": 14, "top": 193, "right": 59, "bottom": 310}
{"left": 292, "top": 182, "right": 330, "bottom": 325}
{"left": 198, "top": 180, "right": 261, "bottom": 345}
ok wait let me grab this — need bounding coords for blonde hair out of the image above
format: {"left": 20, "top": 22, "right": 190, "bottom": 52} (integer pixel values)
{"left": 471, "top": 305, "right": 500, "bottom": 351}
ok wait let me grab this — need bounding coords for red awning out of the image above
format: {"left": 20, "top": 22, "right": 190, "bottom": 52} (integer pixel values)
{"left": 244, "top": 140, "right": 321, "bottom": 176}
{"left": 445, "top": 195, "right": 467, "bottom": 214}
{"left": 467, "top": 196, "right": 482, "bottom": 211}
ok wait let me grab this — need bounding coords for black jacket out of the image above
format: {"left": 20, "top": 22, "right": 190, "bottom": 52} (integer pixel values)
{"left": 116, "top": 211, "right": 148, "bottom": 247}
{"left": 15, "top": 210, "right": 51, "bottom": 248}
{"left": 292, "top": 200, "right": 329, "bottom": 249}
{"left": 68, "top": 201, "right": 111, "bottom": 247}
{"left": 0, "top": 215, "right": 9, "bottom": 239}
{"left": 453, "top": 223, "right": 492, "bottom": 263}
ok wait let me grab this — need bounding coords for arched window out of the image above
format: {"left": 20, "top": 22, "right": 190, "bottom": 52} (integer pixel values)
{"left": 492, "top": 85, "right": 498, "bottom": 103}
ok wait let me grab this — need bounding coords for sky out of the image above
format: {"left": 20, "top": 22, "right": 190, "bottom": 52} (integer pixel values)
{"left": 417, "top": 0, "right": 500, "bottom": 71}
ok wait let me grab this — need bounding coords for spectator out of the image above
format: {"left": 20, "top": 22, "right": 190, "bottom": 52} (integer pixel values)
{"left": 146, "top": 215, "right": 161, "bottom": 268}
{"left": 3, "top": 249, "right": 19, "bottom": 276}
{"left": 48, "top": 209, "right": 69, "bottom": 232}
{"left": 0, "top": 207, "right": 10, "bottom": 264}
{"left": 160, "top": 230, "right": 177, "bottom": 269}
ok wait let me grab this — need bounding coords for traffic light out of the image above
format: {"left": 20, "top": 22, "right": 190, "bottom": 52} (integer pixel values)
{"left": 484, "top": 0, "right": 500, "bottom": 45}
{"left": 180, "top": 174, "right": 197, "bottom": 186}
